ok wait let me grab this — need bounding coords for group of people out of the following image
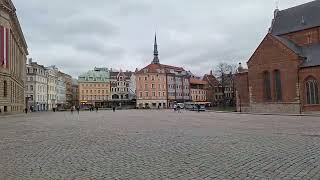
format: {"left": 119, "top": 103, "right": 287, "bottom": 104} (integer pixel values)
{"left": 70, "top": 106, "right": 80, "bottom": 114}
{"left": 71, "top": 106, "right": 117, "bottom": 114}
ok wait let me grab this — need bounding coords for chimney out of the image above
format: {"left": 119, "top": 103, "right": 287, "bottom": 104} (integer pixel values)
{"left": 28, "top": 58, "right": 32, "bottom": 64}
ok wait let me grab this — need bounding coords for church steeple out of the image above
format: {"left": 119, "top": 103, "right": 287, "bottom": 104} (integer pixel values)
{"left": 152, "top": 34, "right": 160, "bottom": 64}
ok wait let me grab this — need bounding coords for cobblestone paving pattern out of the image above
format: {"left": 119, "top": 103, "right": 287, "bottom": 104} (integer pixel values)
{"left": 1, "top": 110, "right": 320, "bottom": 179}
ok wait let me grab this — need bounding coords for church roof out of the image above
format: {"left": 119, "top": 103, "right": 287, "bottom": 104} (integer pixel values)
{"left": 271, "top": 35, "right": 320, "bottom": 68}
{"left": 271, "top": 0, "right": 320, "bottom": 35}
{"left": 300, "top": 43, "right": 320, "bottom": 68}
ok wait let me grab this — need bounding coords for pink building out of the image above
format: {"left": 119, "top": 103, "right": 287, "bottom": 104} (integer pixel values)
{"left": 136, "top": 35, "right": 191, "bottom": 109}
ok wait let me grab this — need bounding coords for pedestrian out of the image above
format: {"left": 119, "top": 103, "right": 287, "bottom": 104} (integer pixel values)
{"left": 197, "top": 104, "right": 201, "bottom": 112}
{"left": 173, "top": 104, "right": 177, "bottom": 112}
{"left": 95, "top": 106, "right": 98, "bottom": 112}
{"left": 24, "top": 108, "right": 28, "bottom": 114}
{"left": 76, "top": 106, "right": 80, "bottom": 114}
{"left": 113, "top": 106, "right": 116, "bottom": 112}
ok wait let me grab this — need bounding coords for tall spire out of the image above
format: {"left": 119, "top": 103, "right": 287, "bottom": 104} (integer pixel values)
{"left": 152, "top": 33, "right": 160, "bottom": 64}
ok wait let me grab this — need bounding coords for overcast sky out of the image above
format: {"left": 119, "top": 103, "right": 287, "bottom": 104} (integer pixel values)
{"left": 13, "top": 0, "right": 312, "bottom": 77}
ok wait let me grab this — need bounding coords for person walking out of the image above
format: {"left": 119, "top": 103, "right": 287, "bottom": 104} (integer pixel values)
{"left": 76, "top": 106, "right": 80, "bottom": 114}
{"left": 71, "top": 106, "right": 74, "bottom": 114}
{"left": 177, "top": 105, "right": 181, "bottom": 113}
{"left": 24, "top": 108, "right": 28, "bottom": 114}
{"left": 197, "top": 104, "right": 201, "bottom": 112}
{"left": 113, "top": 106, "right": 116, "bottom": 112}
{"left": 95, "top": 106, "right": 98, "bottom": 112}
{"left": 173, "top": 104, "right": 177, "bottom": 112}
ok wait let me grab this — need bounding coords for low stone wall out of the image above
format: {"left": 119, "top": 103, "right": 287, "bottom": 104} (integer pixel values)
{"left": 249, "top": 103, "right": 300, "bottom": 114}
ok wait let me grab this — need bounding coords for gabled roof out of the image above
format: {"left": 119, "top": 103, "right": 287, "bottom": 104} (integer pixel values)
{"left": 250, "top": 33, "right": 320, "bottom": 68}
{"left": 136, "top": 63, "right": 185, "bottom": 74}
{"left": 271, "top": 0, "right": 320, "bottom": 35}
{"left": 271, "top": 35, "right": 303, "bottom": 55}
{"left": 203, "top": 74, "right": 220, "bottom": 87}
{"left": 190, "top": 78, "right": 207, "bottom": 85}
{"left": 247, "top": 33, "right": 301, "bottom": 64}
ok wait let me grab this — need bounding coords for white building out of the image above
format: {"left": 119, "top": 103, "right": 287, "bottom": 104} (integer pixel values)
{"left": 56, "top": 76, "right": 66, "bottom": 109}
{"left": 25, "top": 59, "right": 48, "bottom": 111}
{"left": 129, "top": 73, "right": 136, "bottom": 100}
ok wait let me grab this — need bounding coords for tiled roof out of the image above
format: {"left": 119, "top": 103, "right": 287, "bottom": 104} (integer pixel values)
{"left": 272, "top": 35, "right": 303, "bottom": 55}
{"left": 271, "top": 0, "right": 320, "bottom": 35}
{"left": 301, "top": 43, "right": 320, "bottom": 68}
{"left": 136, "top": 63, "right": 185, "bottom": 74}
{"left": 271, "top": 35, "right": 320, "bottom": 68}
{"left": 190, "top": 78, "right": 207, "bottom": 85}
{"left": 203, "top": 74, "right": 220, "bottom": 87}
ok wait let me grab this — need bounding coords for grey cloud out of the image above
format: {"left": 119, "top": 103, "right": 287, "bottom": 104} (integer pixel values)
{"left": 13, "top": 0, "right": 312, "bottom": 77}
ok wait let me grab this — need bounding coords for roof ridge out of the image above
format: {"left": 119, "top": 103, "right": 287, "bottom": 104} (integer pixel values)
{"left": 279, "top": 0, "right": 319, "bottom": 12}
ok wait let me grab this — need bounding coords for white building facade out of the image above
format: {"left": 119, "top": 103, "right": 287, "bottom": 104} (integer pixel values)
{"left": 25, "top": 59, "right": 48, "bottom": 111}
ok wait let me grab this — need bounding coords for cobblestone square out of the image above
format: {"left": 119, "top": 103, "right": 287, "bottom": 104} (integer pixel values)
{"left": 1, "top": 110, "right": 320, "bottom": 179}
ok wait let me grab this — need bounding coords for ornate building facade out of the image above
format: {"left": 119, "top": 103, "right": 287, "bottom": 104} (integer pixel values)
{"left": 0, "top": 0, "right": 28, "bottom": 114}
{"left": 25, "top": 59, "right": 48, "bottom": 111}
{"left": 110, "top": 70, "right": 134, "bottom": 106}
{"left": 78, "top": 67, "right": 110, "bottom": 108}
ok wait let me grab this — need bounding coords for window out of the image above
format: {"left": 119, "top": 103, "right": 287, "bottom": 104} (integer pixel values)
{"left": 274, "top": 70, "right": 282, "bottom": 101}
{"left": 146, "top": 92, "right": 149, "bottom": 97}
{"left": 30, "top": 85, "right": 34, "bottom": 91}
{"left": 140, "top": 92, "right": 143, "bottom": 97}
{"left": 3, "top": 81, "right": 7, "bottom": 97}
{"left": 145, "top": 77, "right": 148, "bottom": 81}
{"left": 306, "top": 77, "right": 319, "bottom": 105}
{"left": 263, "top": 71, "right": 271, "bottom": 101}
{"left": 151, "top": 84, "right": 155, "bottom": 89}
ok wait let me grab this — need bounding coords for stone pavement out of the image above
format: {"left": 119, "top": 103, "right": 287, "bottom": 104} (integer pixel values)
{"left": 1, "top": 110, "right": 320, "bottom": 179}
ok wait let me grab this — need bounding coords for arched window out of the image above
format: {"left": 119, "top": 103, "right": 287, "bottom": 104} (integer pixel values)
{"left": 263, "top": 71, "right": 271, "bottom": 101}
{"left": 306, "top": 77, "right": 319, "bottom": 105}
{"left": 274, "top": 70, "right": 282, "bottom": 101}
{"left": 3, "top": 81, "right": 7, "bottom": 97}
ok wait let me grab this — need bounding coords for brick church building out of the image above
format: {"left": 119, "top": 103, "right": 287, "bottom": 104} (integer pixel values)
{"left": 235, "top": 1, "right": 320, "bottom": 113}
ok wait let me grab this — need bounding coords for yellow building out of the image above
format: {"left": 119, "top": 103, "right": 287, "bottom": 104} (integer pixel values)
{"left": 78, "top": 68, "right": 110, "bottom": 108}
{"left": 0, "top": 0, "right": 28, "bottom": 114}
{"left": 190, "top": 78, "right": 208, "bottom": 102}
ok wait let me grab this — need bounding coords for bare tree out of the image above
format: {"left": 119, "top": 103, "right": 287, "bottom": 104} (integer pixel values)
{"left": 214, "top": 63, "right": 237, "bottom": 107}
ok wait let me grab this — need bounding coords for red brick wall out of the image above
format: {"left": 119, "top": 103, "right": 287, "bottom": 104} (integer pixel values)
{"left": 235, "top": 72, "right": 249, "bottom": 106}
{"left": 283, "top": 27, "right": 320, "bottom": 47}
{"left": 247, "top": 34, "right": 300, "bottom": 104}
{"left": 299, "top": 66, "right": 320, "bottom": 112}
